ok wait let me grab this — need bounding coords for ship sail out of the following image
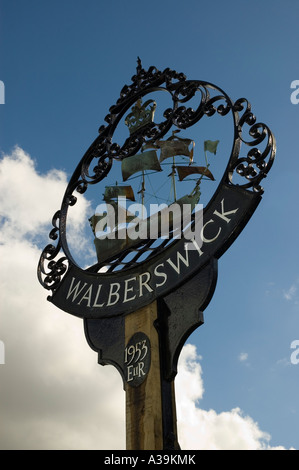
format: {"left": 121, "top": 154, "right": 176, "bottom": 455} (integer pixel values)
{"left": 176, "top": 165, "right": 215, "bottom": 182}
{"left": 103, "top": 185, "right": 135, "bottom": 201}
{"left": 121, "top": 150, "right": 162, "bottom": 182}
{"left": 155, "top": 131, "right": 195, "bottom": 164}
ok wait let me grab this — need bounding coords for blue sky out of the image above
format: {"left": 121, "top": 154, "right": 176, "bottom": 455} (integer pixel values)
{"left": 0, "top": 0, "right": 299, "bottom": 450}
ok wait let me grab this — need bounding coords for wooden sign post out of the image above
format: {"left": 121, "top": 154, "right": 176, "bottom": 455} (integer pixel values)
{"left": 84, "top": 259, "right": 217, "bottom": 450}
{"left": 125, "top": 302, "right": 164, "bottom": 450}
{"left": 38, "top": 60, "right": 275, "bottom": 451}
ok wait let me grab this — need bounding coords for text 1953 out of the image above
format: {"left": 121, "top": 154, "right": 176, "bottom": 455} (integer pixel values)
{"left": 124, "top": 332, "right": 151, "bottom": 387}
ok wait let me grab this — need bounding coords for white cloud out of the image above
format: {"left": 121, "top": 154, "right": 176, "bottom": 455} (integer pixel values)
{"left": 0, "top": 148, "right": 293, "bottom": 450}
{"left": 175, "top": 345, "right": 292, "bottom": 450}
{"left": 0, "top": 148, "right": 125, "bottom": 449}
{"left": 0, "top": 148, "right": 62, "bottom": 230}
{"left": 0, "top": 146, "right": 95, "bottom": 262}
{"left": 283, "top": 279, "right": 299, "bottom": 302}
{"left": 239, "top": 352, "right": 249, "bottom": 362}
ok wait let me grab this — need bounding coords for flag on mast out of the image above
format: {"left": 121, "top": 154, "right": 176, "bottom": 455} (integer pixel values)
{"left": 204, "top": 140, "right": 219, "bottom": 154}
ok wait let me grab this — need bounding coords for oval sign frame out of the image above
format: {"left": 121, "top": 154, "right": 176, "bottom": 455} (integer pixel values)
{"left": 38, "top": 61, "right": 275, "bottom": 319}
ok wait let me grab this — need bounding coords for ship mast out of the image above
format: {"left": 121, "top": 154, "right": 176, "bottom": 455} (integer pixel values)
{"left": 138, "top": 168, "right": 146, "bottom": 218}
{"left": 171, "top": 156, "right": 177, "bottom": 202}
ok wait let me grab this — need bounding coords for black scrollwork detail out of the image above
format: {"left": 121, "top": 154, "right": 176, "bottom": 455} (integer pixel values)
{"left": 37, "top": 209, "right": 69, "bottom": 294}
{"left": 38, "top": 251, "right": 68, "bottom": 292}
{"left": 229, "top": 98, "right": 276, "bottom": 193}
{"left": 204, "top": 95, "right": 232, "bottom": 117}
{"left": 80, "top": 137, "right": 112, "bottom": 186}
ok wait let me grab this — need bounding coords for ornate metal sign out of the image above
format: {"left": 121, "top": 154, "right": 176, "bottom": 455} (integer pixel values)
{"left": 37, "top": 59, "right": 275, "bottom": 450}
{"left": 38, "top": 59, "right": 275, "bottom": 319}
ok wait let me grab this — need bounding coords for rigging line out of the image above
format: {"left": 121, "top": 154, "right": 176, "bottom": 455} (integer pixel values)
{"left": 144, "top": 192, "right": 170, "bottom": 204}
{"left": 166, "top": 182, "right": 173, "bottom": 205}
{"left": 160, "top": 159, "right": 190, "bottom": 167}
{"left": 144, "top": 172, "right": 163, "bottom": 204}
{"left": 182, "top": 177, "right": 212, "bottom": 182}
{"left": 145, "top": 172, "right": 159, "bottom": 202}
{"left": 143, "top": 175, "right": 171, "bottom": 205}
{"left": 171, "top": 156, "right": 177, "bottom": 202}
{"left": 127, "top": 170, "right": 161, "bottom": 182}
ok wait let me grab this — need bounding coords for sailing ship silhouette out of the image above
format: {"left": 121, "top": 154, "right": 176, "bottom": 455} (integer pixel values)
{"left": 89, "top": 99, "right": 219, "bottom": 264}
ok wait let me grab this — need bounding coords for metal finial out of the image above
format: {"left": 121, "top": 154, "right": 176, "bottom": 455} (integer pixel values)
{"left": 137, "top": 57, "right": 142, "bottom": 74}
